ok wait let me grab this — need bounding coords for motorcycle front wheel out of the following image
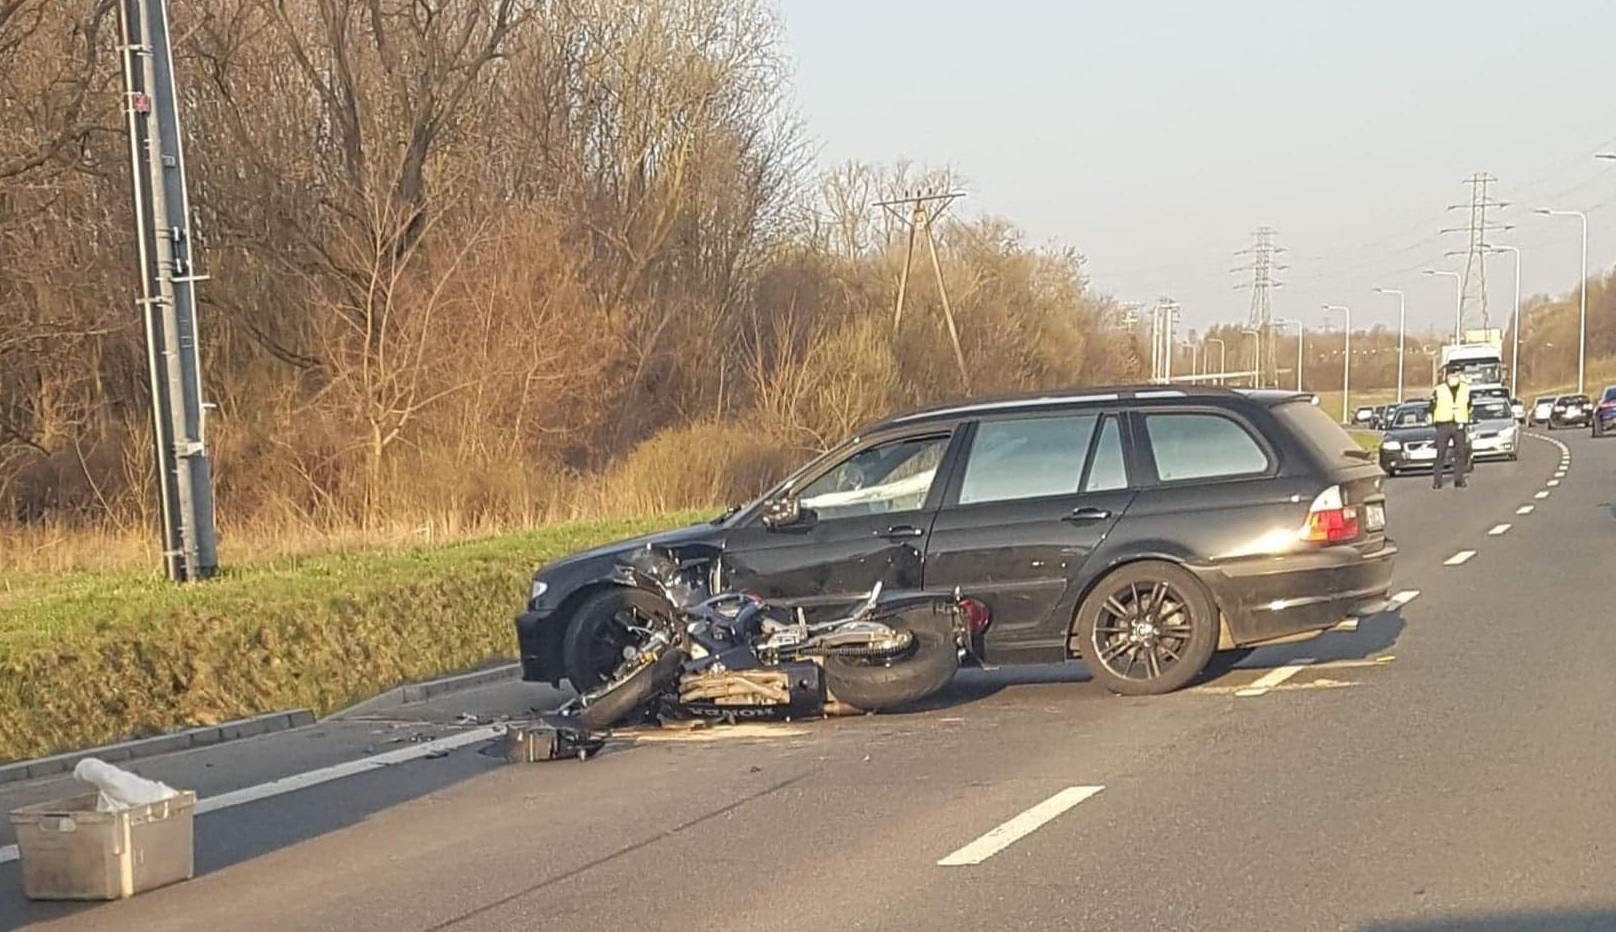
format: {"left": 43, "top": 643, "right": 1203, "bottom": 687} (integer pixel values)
{"left": 577, "top": 648, "right": 685, "bottom": 731}
{"left": 822, "top": 604, "right": 960, "bottom": 712}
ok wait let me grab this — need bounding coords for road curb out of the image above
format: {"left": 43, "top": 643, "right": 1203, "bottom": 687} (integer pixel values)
{"left": 0, "top": 709, "right": 315, "bottom": 787}
{"left": 327, "top": 662, "right": 523, "bottom": 720}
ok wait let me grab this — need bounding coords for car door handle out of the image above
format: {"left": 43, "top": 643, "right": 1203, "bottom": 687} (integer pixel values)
{"left": 875, "top": 525, "right": 925, "bottom": 539}
{"left": 1065, "top": 506, "right": 1112, "bottom": 523}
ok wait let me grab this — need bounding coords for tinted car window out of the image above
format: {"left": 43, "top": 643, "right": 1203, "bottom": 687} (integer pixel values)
{"left": 1603, "top": 387, "right": 1616, "bottom": 403}
{"left": 958, "top": 415, "right": 1098, "bottom": 505}
{"left": 1272, "top": 400, "right": 1364, "bottom": 465}
{"left": 1473, "top": 399, "right": 1511, "bottom": 420}
{"left": 799, "top": 434, "right": 950, "bottom": 520}
{"left": 1144, "top": 413, "right": 1270, "bottom": 483}
{"left": 1084, "top": 416, "right": 1128, "bottom": 492}
{"left": 1390, "top": 405, "right": 1429, "bottom": 427}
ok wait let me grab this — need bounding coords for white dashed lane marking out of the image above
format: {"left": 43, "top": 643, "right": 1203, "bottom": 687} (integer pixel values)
{"left": 1489, "top": 524, "right": 1511, "bottom": 536}
{"left": 1548, "top": 480, "right": 1561, "bottom": 487}
{"left": 1517, "top": 505, "right": 1535, "bottom": 515}
{"left": 938, "top": 785, "right": 1105, "bottom": 866}
{"left": 1235, "top": 661, "right": 1313, "bottom": 697}
{"left": 1445, "top": 550, "right": 1477, "bottom": 566}
{"left": 1536, "top": 490, "right": 1552, "bottom": 500}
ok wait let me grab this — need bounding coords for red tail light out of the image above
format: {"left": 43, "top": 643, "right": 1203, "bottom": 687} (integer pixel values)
{"left": 958, "top": 597, "right": 992, "bottom": 636}
{"left": 1298, "top": 485, "right": 1360, "bottom": 544}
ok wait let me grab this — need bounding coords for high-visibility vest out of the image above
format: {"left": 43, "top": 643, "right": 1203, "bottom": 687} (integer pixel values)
{"left": 1431, "top": 381, "right": 1471, "bottom": 424}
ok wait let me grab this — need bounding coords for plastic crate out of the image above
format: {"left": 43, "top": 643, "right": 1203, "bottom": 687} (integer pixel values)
{"left": 8, "top": 790, "right": 196, "bottom": 901}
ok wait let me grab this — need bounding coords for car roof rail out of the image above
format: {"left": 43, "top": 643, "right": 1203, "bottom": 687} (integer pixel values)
{"left": 871, "top": 384, "right": 1311, "bottom": 429}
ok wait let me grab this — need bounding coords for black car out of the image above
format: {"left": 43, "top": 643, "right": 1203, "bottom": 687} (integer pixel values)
{"left": 516, "top": 386, "right": 1398, "bottom": 697}
{"left": 1549, "top": 393, "right": 1593, "bottom": 429}
{"left": 1377, "top": 402, "right": 1475, "bottom": 477}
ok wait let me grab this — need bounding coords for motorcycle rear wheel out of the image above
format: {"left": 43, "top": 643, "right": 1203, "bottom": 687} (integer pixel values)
{"left": 822, "top": 605, "right": 959, "bottom": 712}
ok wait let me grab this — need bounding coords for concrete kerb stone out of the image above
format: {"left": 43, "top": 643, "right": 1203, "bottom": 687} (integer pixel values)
{"left": 0, "top": 709, "right": 315, "bottom": 787}
{"left": 0, "top": 662, "right": 525, "bottom": 786}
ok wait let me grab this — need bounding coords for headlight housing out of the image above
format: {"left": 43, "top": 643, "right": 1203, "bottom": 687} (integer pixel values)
{"left": 530, "top": 579, "right": 548, "bottom": 602}
{"left": 1382, "top": 439, "right": 1401, "bottom": 451}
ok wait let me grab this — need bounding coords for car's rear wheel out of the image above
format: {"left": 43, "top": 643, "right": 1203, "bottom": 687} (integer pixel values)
{"left": 1073, "top": 561, "right": 1219, "bottom": 696}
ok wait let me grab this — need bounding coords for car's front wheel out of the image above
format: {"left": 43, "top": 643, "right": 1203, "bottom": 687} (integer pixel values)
{"left": 1073, "top": 561, "right": 1219, "bottom": 696}
{"left": 561, "top": 587, "right": 674, "bottom": 692}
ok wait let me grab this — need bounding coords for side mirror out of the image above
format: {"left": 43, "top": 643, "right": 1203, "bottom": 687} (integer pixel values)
{"left": 760, "top": 497, "right": 802, "bottom": 529}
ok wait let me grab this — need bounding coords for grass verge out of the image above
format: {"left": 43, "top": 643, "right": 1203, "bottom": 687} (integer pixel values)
{"left": 0, "top": 509, "right": 709, "bottom": 763}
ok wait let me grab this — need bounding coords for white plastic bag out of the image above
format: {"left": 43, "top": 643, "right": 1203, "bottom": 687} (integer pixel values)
{"left": 73, "top": 758, "right": 179, "bottom": 812}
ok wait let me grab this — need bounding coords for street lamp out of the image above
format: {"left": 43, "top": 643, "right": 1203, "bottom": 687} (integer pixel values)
{"left": 1240, "top": 328, "right": 1261, "bottom": 388}
{"left": 1324, "top": 305, "right": 1350, "bottom": 422}
{"left": 1536, "top": 208, "right": 1589, "bottom": 395}
{"left": 1373, "top": 287, "right": 1406, "bottom": 402}
{"left": 1274, "top": 317, "right": 1304, "bottom": 391}
{"left": 1481, "top": 243, "right": 1523, "bottom": 400}
{"left": 1205, "top": 336, "right": 1226, "bottom": 385}
{"left": 1421, "top": 269, "right": 1462, "bottom": 344}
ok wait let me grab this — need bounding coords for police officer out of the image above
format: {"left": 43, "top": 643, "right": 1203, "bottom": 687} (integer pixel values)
{"left": 1429, "top": 363, "right": 1472, "bottom": 490}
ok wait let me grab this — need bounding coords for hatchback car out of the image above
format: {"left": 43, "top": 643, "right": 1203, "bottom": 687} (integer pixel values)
{"left": 1592, "top": 386, "right": 1616, "bottom": 437}
{"left": 1530, "top": 396, "right": 1556, "bottom": 427}
{"left": 516, "top": 387, "right": 1398, "bottom": 697}
{"left": 1550, "top": 393, "right": 1593, "bottom": 429}
{"left": 1468, "top": 397, "right": 1520, "bottom": 461}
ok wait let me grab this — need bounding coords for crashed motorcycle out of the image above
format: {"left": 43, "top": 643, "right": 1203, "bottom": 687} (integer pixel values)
{"left": 560, "top": 544, "right": 975, "bottom": 731}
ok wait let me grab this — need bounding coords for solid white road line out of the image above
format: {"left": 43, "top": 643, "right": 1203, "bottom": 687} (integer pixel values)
{"left": 1445, "top": 550, "right": 1477, "bottom": 566}
{"left": 1489, "top": 524, "right": 1511, "bottom": 536}
{"left": 938, "top": 786, "right": 1105, "bottom": 866}
{"left": 1234, "top": 661, "right": 1313, "bottom": 698}
{"left": 1536, "top": 490, "right": 1552, "bottom": 500}
{"left": 1518, "top": 505, "right": 1535, "bottom": 515}
{"left": 0, "top": 725, "right": 505, "bottom": 866}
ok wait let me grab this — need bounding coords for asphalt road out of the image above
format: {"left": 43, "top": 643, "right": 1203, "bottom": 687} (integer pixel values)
{"left": 6, "top": 428, "right": 1612, "bottom": 931}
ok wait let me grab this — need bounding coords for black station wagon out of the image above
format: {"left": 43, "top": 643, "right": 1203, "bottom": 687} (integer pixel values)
{"left": 517, "top": 386, "right": 1398, "bottom": 696}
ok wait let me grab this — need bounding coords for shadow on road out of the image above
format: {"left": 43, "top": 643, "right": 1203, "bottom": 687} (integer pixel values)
{"left": 894, "top": 602, "right": 1409, "bottom": 714}
{"left": 1362, "top": 910, "right": 1616, "bottom": 931}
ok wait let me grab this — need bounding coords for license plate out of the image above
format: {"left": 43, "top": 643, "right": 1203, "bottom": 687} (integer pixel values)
{"left": 1410, "top": 448, "right": 1435, "bottom": 460}
{"left": 1365, "top": 503, "right": 1385, "bottom": 531}
{"left": 1567, "top": 406, "right": 1581, "bottom": 415}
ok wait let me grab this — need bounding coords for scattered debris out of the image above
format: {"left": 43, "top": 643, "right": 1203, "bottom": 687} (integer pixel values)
{"left": 454, "top": 713, "right": 483, "bottom": 726}
{"left": 504, "top": 716, "right": 610, "bottom": 763}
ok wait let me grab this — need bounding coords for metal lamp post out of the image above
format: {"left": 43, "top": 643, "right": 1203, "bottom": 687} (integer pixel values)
{"left": 1373, "top": 287, "right": 1406, "bottom": 402}
{"left": 1324, "top": 305, "right": 1350, "bottom": 422}
{"left": 1422, "top": 269, "right": 1462, "bottom": 344}
{"left": 1535, "top": 208, "right": 1588, "bottom": 395}
{"left": 1240, "top": 329, "right": 1261, "bottom": 388}
{"left": 1481, "top": 244, "right": 1522, "bottom": 401}
{"left": 1206, "top": 337, "right": 1226, "bottom": 385}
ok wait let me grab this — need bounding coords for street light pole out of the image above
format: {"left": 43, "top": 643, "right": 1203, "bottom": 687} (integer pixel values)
{"left": 1482, "top": 244, "right": 1522, "bottom": 400}
{"left": 1535, "top": 209, "right": 1589, "bottom": 395}
{"left": 1274, "top": 318, "right": 1303, "bottom": 391}
{"left": 1374, "top": 287, "right": 1406, "bottom": 402}
{"left": 1324, "top": 305, "right": 1351, "bottom": 422}
{"left": 1240, "top": 329, "right": 1261, "bottom": 388}
{"left": 1206, "top": 337, "right": 1226, "bottom": 385}
{"left": 1422, "top": 269, "right": 1462, "bottom": 344}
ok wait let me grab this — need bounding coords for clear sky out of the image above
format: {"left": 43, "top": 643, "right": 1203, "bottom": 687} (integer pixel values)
{"left": 776, "top": 0, "right": 1616, "bottom": 340}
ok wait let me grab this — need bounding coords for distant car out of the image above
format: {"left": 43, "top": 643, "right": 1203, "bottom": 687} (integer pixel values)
{"left": 1378, "top": 402, "right": 1475, "bottom": 478}
{"left": 1468, "top": 397, "right": 1520, "bottom": 461}
{"left": 1592, "top": 386, "right": 1616, "bottom": 438}
{"left": 1549, "top": 393, "right": 1593, "bottom": 429}
{"left": 1353, "top": 406, "right": 1377, "bottom": 426}
{"left": 1529, "top": 396, "right": 1556, "bottom": 427}
{"left": 1510, "top": 398, "right": 1526, "bottom": 423}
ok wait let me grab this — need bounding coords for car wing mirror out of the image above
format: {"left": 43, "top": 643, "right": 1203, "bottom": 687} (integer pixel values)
{"left": 760, "top": 496, "right": 802, "bottom": 529}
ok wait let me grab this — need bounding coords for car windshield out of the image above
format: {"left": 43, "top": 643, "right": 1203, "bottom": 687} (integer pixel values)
{"left": 1390, "top": 406, "right": 1429, "bottom": 428}
{"left": 1473, "top": 400, "right": 1511, "bottom": 420}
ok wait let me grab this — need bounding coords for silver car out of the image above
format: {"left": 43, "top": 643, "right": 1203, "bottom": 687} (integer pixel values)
{"left": 1468, "top": 397, "right": 1520, "bottom": 461}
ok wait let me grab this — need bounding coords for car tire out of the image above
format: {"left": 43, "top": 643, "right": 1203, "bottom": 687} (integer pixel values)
{"left": 1073, "top": 561, "right": 1219, "bottom": 696}
{"left": 561, "top": 586, "right": 674, "bottom": 692}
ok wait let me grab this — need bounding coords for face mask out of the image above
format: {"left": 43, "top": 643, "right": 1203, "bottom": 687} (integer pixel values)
{"left": 1446, "top": 376, "right": 1459, "bottom": 387}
